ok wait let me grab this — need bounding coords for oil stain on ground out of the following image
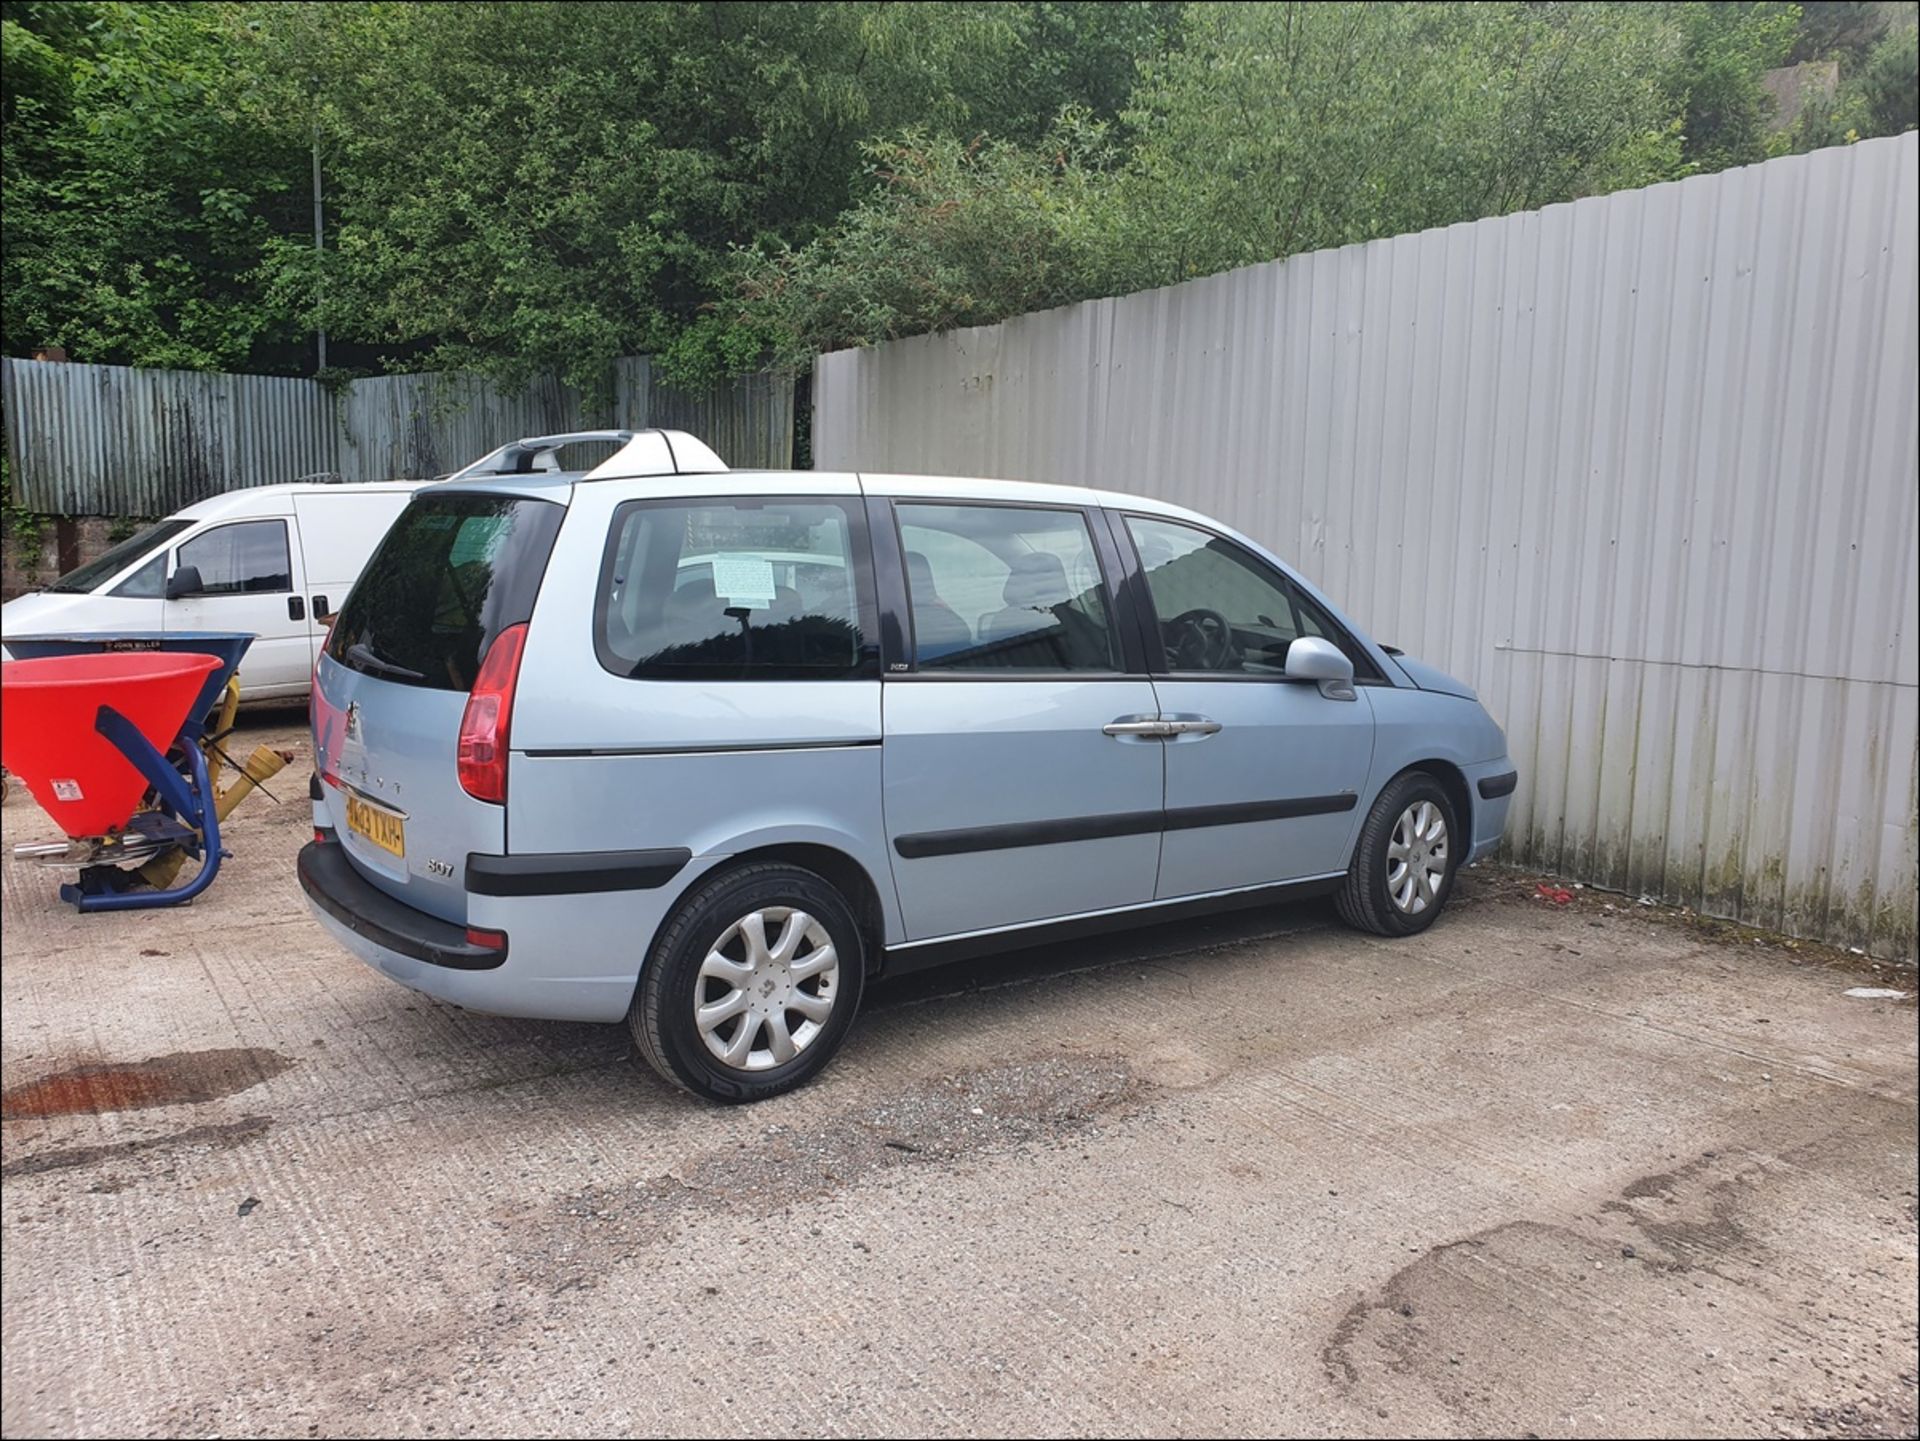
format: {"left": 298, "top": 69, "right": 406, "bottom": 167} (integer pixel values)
{"left": 1, "top": 1047, "right": 291, "bottom": 1120}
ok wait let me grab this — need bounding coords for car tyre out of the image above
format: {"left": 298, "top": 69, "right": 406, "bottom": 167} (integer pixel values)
{"left": 1334, "top": 771, "right": 1460, "bottom": 937}
{"left": 630, "top": 862, "right": 865, "bottom": 1103}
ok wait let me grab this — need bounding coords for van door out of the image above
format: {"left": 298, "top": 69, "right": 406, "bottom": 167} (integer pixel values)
{"left": 292, "top": 488, "right": 419, "bottom": 666}
{"left": 881, "top": 499, "right": 1163, "bottom": 942}
{"left": 164, "top": 516, "right": 311, "bottom": 696}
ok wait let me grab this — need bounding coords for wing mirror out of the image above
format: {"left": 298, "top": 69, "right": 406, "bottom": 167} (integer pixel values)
{"left": 1285, "top": 635, "right": 1356, "bottom": 700}
{"left": 165, "top": 564, "right": 204, "bottom": 601}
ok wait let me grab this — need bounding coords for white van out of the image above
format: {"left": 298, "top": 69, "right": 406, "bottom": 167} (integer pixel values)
{"left": 0, "top": 480, "right": 427, "bottom": 699}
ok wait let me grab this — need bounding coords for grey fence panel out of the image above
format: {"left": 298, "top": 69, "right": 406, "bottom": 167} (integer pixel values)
{"left": 2, "top": 359, "right": 338, "bottom": 514}
{"left": 814, "top": 134, "right": 1920, "bottom": 959}
{"left": 3, "top": 357, "right": 794, "bottom": 507}
{"left": 338, "top": 368, "right": 603, "bottom": 482}
{"left": 614, "top": 357, "right": 794, "bottom": 469}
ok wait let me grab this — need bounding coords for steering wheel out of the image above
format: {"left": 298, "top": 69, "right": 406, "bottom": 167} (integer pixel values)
{"left": 1166, "top": 608, "right": 1236, "bottom": 669}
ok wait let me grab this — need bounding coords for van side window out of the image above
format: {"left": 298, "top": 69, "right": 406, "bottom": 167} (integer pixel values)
{"left": 176, "top": 520, "right": 292, "bottom": 595}
{"left": 896, "top": 503, "right": 1118, "bottom": 672}
{"left": 595, "top": 498, "right": 875, "bottom": 681}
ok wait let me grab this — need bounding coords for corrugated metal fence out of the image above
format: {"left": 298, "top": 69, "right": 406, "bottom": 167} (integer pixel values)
{"left": 2, "top": 356, "right": 792, "bottom": 515}
{"left": 815, "top": 134, "right": 1919, "bottom": 959}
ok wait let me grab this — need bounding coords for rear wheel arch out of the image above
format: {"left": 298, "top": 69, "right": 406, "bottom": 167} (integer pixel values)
{"left": 714, "top": 843, "right": 889, "bottom": 974}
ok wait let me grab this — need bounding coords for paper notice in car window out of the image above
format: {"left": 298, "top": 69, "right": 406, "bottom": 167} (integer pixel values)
{"left": 710, "top": 554, "right": 777, "bottom": 607}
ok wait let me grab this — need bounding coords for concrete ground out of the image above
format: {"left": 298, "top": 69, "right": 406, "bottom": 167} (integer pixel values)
{"left": 2, "top": 709, "right": 1915, "bottom": 1440}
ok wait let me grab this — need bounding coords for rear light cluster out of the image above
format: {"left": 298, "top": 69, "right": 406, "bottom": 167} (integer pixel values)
{"left": 310, "top": 648, "right": 344, "bottom": 789}
{"left": 457, "top": 623, "right": 529, "bottom": 804}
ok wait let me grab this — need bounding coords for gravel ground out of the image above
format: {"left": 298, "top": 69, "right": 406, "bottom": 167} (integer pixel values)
{"left": 2, "top": 708, "right": 1915, "bottom": 1439}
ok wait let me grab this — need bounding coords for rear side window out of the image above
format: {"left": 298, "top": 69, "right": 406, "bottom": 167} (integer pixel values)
{"left": 327, "top": 492, "right": 564, "bottom": 691}
{"left": 897, "top": 503, "right": 1118, "bottom": 671}
{"left": 596, "top": 497, "right": 876, "bottom": 681}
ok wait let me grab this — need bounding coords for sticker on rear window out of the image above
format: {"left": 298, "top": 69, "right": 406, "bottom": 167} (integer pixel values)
{"left": 710, "top": 554, "right": 777, "bottom": 607}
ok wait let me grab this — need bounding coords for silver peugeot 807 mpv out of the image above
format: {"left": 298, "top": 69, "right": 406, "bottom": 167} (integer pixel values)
{"left": 300, "top": 430, "right": 1518, "bottom": 1102}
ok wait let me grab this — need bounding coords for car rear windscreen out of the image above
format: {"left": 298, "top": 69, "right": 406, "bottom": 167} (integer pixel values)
{"left": 326, "top": 492, "right": 564, "bottom": 691}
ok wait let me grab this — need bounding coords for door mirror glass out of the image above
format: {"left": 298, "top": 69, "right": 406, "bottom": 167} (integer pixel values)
{"left": 1284, "top": 635, "right": 1356, "bottom": 700}
{"left": 165, "top": 563, "right": 205, "bottom": 600}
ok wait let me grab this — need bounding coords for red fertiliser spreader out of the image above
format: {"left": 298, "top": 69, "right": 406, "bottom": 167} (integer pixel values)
{"left": 1, "top": 637, "right": 263, "bottom": 911}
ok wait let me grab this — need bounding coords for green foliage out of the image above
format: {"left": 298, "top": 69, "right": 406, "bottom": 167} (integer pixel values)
{"left": 1856, "top": 17, "right": 1920, "bottom": 133}
{"left": 1666, "top": 2, "right": 1802, "bottom": 172}
{"left": 1114, "top": 3, "right": 1687, "bottom": 279}
{"left": 230, "top": 0, "right": 1173, "bottom": 389}
{"left": 735, "top": 2, "right": 1692, "bottom": 357}
{"left": 1, "top": 1, "right": 308, "bottom": 370}
{"left": 731, "top": 116, "right": 1121, "bottom": 368}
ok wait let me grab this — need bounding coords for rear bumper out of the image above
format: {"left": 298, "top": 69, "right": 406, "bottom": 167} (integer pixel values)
{"left": 298, "top": 840, "right": 504, "bottom": 969}
{"left": 298, "top": 838, "right": 720, "bottom": 1024}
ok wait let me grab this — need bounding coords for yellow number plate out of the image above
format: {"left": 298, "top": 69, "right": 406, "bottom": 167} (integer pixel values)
{"left": 345, "top": 792, "right": 406, "bottom": 858}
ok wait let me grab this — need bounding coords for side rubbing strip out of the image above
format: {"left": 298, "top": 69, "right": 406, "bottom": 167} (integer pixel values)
{"left": 1161, "top": 795, "right": 1356, "bottom": 831}
{"left": 465, "top": 848, "right": 692, "bottom": 896}
{"left": 1477, "top": 770, "right": 1519, "bottom": 800}
{"left": 893, "top": 794, "right": 1359, "bottom": 859}
{"left": 894, "top": 810, "right": 1160, "bottom": 859}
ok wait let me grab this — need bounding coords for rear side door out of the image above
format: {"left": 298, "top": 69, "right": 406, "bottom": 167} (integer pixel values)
{"left": 880, "top": 494, "right": 1164, "bottom": 942}
{"left": 1115, "top": 511, "right": 1377, "bottom": 899}
{"left": 164, "top": 517, "right": 311, "bottom": 695}
{"left": 505, "top": 476, "right": 890, "bottom": 910}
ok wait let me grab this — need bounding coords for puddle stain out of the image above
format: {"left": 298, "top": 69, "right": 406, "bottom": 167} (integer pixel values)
{"left": 1, "top": 1114, "right": 272, "bottom": 1179}
{"left": 1, "top": 1048, "right": 291, "bottom": 1120}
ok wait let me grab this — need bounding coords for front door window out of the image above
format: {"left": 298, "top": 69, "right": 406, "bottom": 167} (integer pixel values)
{"left": 175, "top": 520, "right": 293, "bottom": 595}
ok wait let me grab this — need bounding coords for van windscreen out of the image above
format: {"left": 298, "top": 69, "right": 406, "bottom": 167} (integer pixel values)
{"left": 47, "top": 519, "right": 192, "bottom": 593}
{"left": 326, "top": 492, "right": 563, "bottom": 691}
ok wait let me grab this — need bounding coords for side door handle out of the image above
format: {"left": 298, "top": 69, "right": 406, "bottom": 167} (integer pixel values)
{"left": 1103, "top": 716, "right": 1174, "bottom": 738}
{"left": 312, "top": 594, "right": 331, "bottom": 620}
{"left": 288, "top": 595, "right": 306, "bottom": 622}
{"left": 1160, "top": 717, "right": 1222, "bottom": 736}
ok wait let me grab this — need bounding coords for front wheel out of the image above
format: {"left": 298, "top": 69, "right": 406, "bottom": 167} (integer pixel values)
{"left": 1334, "top": 772, "right": 1460, "bottom": 937}
{"left": 629, "top": 862, "right": 866, "bottom": 1103}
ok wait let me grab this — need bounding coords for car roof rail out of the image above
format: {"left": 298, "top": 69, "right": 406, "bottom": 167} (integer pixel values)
{"left": 444, "top": 430, "right": 638, "bottom": 481}
{"left": 584, "top": 429, "right": 727, "bottom": 480}
{"left": 445, "top": 428, "right": 730, "bottom": 483}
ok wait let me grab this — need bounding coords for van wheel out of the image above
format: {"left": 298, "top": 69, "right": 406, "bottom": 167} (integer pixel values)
{"left": 1334, "top": 772, "right": 1460, "bottom": 937}
{"left": 630, "top": 862, "right": 865, "bottom": 1103}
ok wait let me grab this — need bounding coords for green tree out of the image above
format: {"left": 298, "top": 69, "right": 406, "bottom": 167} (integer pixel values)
{"left": 235, "top": 0, "right": 1171, "bottom": 389}
{"left": 1665, "top": 1, "right": 1802, "bottom": 171}
{"left": 734, "top": 2, "right": 1696, "bottom": 358}
{"left": 1, "top": 0, "right": 307, "bottom": 369}
{"left": 1855, "top": 16, "right": 1919, "bottom": 133}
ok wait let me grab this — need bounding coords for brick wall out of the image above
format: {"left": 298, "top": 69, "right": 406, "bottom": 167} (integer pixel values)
{"left": 1, "top": 517, "right": 123, "bottom": 602}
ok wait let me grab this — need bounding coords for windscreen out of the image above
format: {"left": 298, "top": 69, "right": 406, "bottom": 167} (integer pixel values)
{"left": 326, "top": 492, "right": 563, "bottom": 691}
{"left": 46, "top": 519, "right": 192, "bottom": 593}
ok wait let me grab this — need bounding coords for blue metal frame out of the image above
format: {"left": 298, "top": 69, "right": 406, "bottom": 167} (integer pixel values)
{"left": 58, "top": 704, "right": 224, "bottom": 912}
